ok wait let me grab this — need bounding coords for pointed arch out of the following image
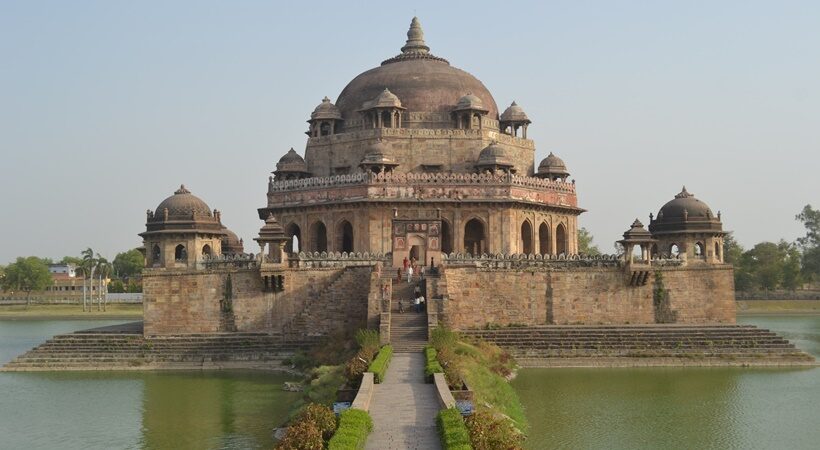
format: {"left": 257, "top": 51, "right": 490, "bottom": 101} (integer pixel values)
{"left": 309, "top": 221, "right": 327, "bottom": 252}
{"left": 336, "top": 219, "right": 354, "bottom": 253}
{"left": 441, "top": 219, "right": 453, "bottom": 254}
{"left": 174, "top": 244, "right": 187, "bottom": 261}
{"left": 556, "top": 223, "right": 568, "bottom": 255}
{"left": 151, "top": 244, "right": 161, "bottom": 266}
{"left": 464, "top": 218, "right": 486, "bottom": 256}
{"left": 285, "top": 223, "right": 301, "bottom": 253}
{"left": 202, "top": 244, "right": 212, "bottom": 257}
{"left": 521, "top": 220, "right": 533, "bottom": 254}
{"left": 539, "top": 222, "right": 551, "bottom": 255}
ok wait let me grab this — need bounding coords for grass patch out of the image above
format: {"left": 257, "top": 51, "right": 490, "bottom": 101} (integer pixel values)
{"left": 305, "top": 365, "right": 346, "bottom": 406}
{"left": 437, "top": 407, "right": 472, "bottom": 450}
{"left": 0, "top": 303, "right": 143, "bottom": 318}
{"left": 327, "top": 408, "right": 373, "bottom": 450}
{"left": 367, "top": 345, "right": 393, "bottom": 384}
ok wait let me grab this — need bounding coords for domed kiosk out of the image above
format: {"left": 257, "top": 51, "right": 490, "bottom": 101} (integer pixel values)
{"left": 649, "top": 187, "right": 725, "bottom": 262}
{"left": 140, "top": 185, "right": 226, "bottom": 268}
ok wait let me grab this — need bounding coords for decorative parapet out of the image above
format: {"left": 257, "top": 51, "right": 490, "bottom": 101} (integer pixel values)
{"left": 289, "top": 251, "right": 389, "bottom": 268}
{"left": 269, "top": 172, "right": 574, "bottom": 194}
{"left": 441, "top": 253, "right": 684, "bottom": 269}
{"left": 308, "top": 122, "right": 531, "bottom": 147}
{"left": 197, "top": 254, "right": 259, "bottom": 270}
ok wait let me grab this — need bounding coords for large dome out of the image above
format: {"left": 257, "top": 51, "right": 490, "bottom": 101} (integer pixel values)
{"left": 334, "top": 18, "right": 499, "bottom": 121}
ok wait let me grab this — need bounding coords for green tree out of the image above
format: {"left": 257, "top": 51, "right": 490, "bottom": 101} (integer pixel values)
{"left": 781, "top": 242, "right": 803, "bottom": 291}
{"left": 59, "top": 256, "right": 83, "bottom": 266}
{"left": 796, "top": 204, "right": 820, "bottom": 281}
{"left": 744, "top": 242, "right": 786, "bottom": 291}
{"left": 723, "top": 233, "right": 753, "bottom": 291}
{"left": 113, "top": 249, "right": 145, "bottom": 279}
{"left": 2, "top": 257, "right": 53, "bottom": 306}
{"left": 578, "top": 227, "right": 601, "bottom": 255}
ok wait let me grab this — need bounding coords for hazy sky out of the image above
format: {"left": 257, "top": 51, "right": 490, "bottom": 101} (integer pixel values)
{"left": 1, "top": 1, "right": 818, "bottom": 264}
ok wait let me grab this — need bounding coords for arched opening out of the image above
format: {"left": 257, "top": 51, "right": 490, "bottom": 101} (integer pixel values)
{"left": 651, "top": 244, "right": 658, "bottom": 259}
{"left": 670, "top": 244, "right": 680, "bottom": 256}
{"left": 715, "top": 242, "right": 721, "bottom": 262}
{"left": 174, "top": 244, "right": 187, "bottom": 261}
{"left": 286, "top": 223, "right": 301, "bottom": 253}
{"left": 337, "top": 220, "right": 354, "bottom": 253}
{"left": 319, "top": 122, "right": 330, "bottom": 136}
{"left": 202, "top": 244, "right": 212, "bottom": 257}
{"left": 151, "top": 244, "right": 161, "bottom": 266}
{"left": 381, "top": 111, "right": 392, "bottom": 128}
{"left": 632, "top": 245, "right": 643, "bottom": 260}
{"left": 556, "top": 223, "right": 567, "bottom": 255}
{"left": 309, "top": 221, "right": 327, "bottom": 252}
{"left": 464, "top": 218, "right": 485, "bottom": 256}
{"left": 539, "top": 222, "right": 550, "bottom": 255}
{"left": 441, "top": 220, "right": 453, "bottom": 255}
{"left": 695, "top": 242, "right": 705, "bottom": 258}
{"left": 521, "top": 220, "right": 533, "bottom": 254}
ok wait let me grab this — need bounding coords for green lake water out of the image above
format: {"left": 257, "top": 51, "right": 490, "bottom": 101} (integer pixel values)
{"left": 513, "top": 315, "right": 820, "bottom": 450}
{"left": 1, "top": 317, "right": 818, "bottom": 449}
{"left": 0, "top": 320, "right": 301, "bottom": 450}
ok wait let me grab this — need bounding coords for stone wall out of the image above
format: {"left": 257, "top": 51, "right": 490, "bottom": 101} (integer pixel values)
{"left": 142, "top": 264, "right": 378, "bottom": 336}
{"left": 435, "top": 262, "right": 735, "bottom": 329}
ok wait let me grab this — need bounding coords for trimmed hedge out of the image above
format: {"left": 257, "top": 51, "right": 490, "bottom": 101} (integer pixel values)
{"left": 437, "top": 407, "right": 472, "bottom": 450}
{"left": 328, "top": 408, "right": 373, "bottom": 450}
{"left": 425, "top": 346, "right": 444, "bottom": 380}
{"left": 367, "top": 345, "right": 393, "bottom": 383}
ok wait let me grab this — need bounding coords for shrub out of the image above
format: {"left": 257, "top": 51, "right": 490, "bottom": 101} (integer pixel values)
{"left": 275, "top": 418, "right": 323, "bottom": 450}
{"left": 306, "top": 365, "right": 346, "bottom": 406}
{"left": 430, "top": 326, "right": 459, "bottom": 352}
{"left": 327, "top": 408, "right": 373, "bottom": 450}
{"left": 437, "top": 407, "right": 472, "bottom": 450}
{"left": 367, "top": 345, "right": 393, "bottom": 383}
{"left": 343, "top": 349, "right": 372, "bottom": 386}
{"left": 354, "top": 329, "right": 381, "bottom": 359}
{"left": 464, "top": 410, "right": 524, "bottom": 450}
{"left": 295, "top": 403, "right": 337, "bottom": 440}
{"left": 425, "top": 346, "right": 444, "bottom": 379}
{"left": 437, "top": 347, "right": 464, "bottom": 389}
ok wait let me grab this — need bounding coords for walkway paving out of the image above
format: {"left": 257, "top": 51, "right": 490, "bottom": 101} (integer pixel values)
{"left": 366, "top": 353, "right": 442, "bottom": 450}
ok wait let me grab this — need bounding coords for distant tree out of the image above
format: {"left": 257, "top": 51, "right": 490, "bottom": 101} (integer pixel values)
{"left": 2, "top": 257, "right": 53, "bottom": 306}
{"left": 781, "top": 242, "right": 803, "bottom": 291}
{"left": 95, "top": 255, "right": 111, "bottom": 310}
{"left": 79, "top": 248, "right": 96, "bottom": 312}
{"left": 113, "top": 249, "right": 145, "bottom": 279}
{"left": 108, "top": 280, "right": 125, "bottom": 293}
{"left": 578, "top": 227, "right": 601, "bottom": 255}
{"left": 796, "top": 205, "right": 820, "bottom": 281}
{"left": 722, "top": 233, "right": 744, "bottom": 265}
{"left": 0, "top": 265, "right": 5, "bottom": 285}
{"left": 723, "top": 233, "right": 753, "bottom": 290}
{"left": 126, "top": 280, "right": 142, "bottom": 293}
{"left": 59, "top": 256, "right": 83, "bottom": 266}
{"left": 744, "top": 242, "right": 786, "bottom": 291}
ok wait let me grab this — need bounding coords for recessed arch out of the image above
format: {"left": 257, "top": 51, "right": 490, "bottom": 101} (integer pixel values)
{"left": 556, "top": 223, "right": 568, "bottom": 255}
{"left": 715, "top": 242, "right": 721, "bottom": 262}
{"left": 695, "top": 242, "right": 705, "bottom": 257}
{"left": 151, "top": 244, "right": 161, "bottom": 266}
{"left": 174, "top": 244, "right": 187, "bottom": 261}
{"left": 670, "top": 244, "right": 680, "bottom": 256}
{"left": 202, "top": 244, "right": 212, "bottom": 257}
{"left": 309, "top": 221, "right": 327, "bottom": 252}
{"left": 285, "top": 223, "right": 301, "bottom": 253}
{"left": 441, "top": 219, "right": 453, "bottom": 254}
{"left": 521, "top": 220, "right": 533, "bottom": 254}
{"left": 463, "top": 217, "right": 486, "bottom": 256}
{"left": 539, "top": 222, "right": 551, "bottom": 255}
{"left": 336, "top": 219, "right": 354, "bottom": 253}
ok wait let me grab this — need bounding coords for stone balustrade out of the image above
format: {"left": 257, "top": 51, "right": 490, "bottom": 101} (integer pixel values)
{"left": 199, "top": 254, "right": 259, "bottom": 270}
{"left": 289, "top": 251, "right": 389, "bottom": 268}
{"left": 441, "top": 252, "right": 684, "bottom": 269}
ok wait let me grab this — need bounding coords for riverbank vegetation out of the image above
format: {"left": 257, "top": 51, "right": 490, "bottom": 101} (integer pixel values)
{"left": 729, "top": 205, "right": 820, "bottom": 293}
{"left": 428, "top": 327, "right": 526, "bottom": 449}
{"left": 0, "top": 303, "right": 142, "bottom": 318}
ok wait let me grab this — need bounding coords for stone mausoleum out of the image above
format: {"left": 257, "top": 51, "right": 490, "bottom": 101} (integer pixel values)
{"left": 139, "top": 18, "right": 734, "bottom": 338}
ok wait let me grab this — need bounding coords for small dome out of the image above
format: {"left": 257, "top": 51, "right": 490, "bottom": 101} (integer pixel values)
{"left": 276, "top": 148, "right": 307, "bottom": 172}
{"left": 454, "top": 93, "right": 487, "bottom": 111}
{"left": 310, "top": 96, "right": 342, "bottom": 121}
{"left": 363, "top": 88, "right": 403, "bottom": 109}
{"left": 221, "top": 226, "right": 245, "bottom": 255}
{"left": 477, "top": 141, "right": 513, "bottom": 167}
{"left": 155, "top": 185, "right": 212, "bottom": 220}
{"left": 650, "top": 186, "right": 723, "bottom": 235}
{"left": 361, "top": 140, "right": 397, "bottom": 165}
{"left": 500, "top": 101, "right": 530, "bottom": 123}
{"left": 537, "top": 152, "right": 570, "bottom": 178}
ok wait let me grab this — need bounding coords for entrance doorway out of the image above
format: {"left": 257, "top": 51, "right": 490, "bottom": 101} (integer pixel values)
{"left": 408, "top": 235, "right": 426, "bottom": 265}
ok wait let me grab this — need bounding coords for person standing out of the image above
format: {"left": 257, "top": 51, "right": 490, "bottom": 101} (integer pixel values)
{"left": 407, "top": 265, "right": 414, "bottom": 283}
{"left": 414, "top": 295, "right": 421, "bottom": 313}
{"left": 403, "top": 256, "right": 409, "bottom": 272}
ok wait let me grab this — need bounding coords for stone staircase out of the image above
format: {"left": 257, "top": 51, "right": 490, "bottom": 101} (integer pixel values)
{"left": 2, "top": 330, "right": 318, "bottom": 371}
{"left": 285, "top": 267, "right": 363, "bottom": 337}
{"left": 389, "top": 280, "right": 428, "bottom": 353}
{"left": 459, "top": 325, "right": 816, "bottom": 365}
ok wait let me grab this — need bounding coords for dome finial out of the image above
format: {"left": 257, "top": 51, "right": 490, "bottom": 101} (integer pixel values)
{"left": 675, "top": 186, "right": 693, "bottom": 199}
{"left": 175, "top": 184, "right": 190, "bottom": 195}
{"left": 401, "top": 16, "right": 430, "bottom": 54}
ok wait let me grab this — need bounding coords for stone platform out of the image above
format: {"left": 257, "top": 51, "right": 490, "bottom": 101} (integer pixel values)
{"left": 1, "top": 321, "right": 318, "bottom": 372}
